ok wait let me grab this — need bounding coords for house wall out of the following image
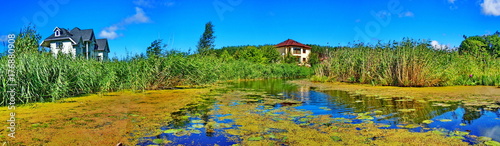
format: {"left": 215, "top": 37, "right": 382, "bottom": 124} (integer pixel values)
{"left": 276, "top": 46, "right": 311, "bottom": 63}
{"left": 96, "top": 52, "right": 104, "bottom": 61}
{"left": 276, "top": 47, "right": 287, "bottom": 56}
{"left": 74, "top": 42, "right": 83, "bottom": 57}
{"left": 103, "top": 52, "right": 108, "bottom": 60}
{"left": 50, "top": 41, "right": 75, "bottom": 57}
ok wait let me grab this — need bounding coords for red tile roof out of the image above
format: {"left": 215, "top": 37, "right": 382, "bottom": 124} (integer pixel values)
{"left": 275, "top": 39, "right": 311, "bottom": 49}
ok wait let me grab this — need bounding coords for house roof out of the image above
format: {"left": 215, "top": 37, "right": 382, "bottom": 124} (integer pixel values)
{"left": 44, "top": 27, "right": 72, "bottom": 39}
{"left": 96, "top": 39, "right": 109, "bottom": 52}
{"left": 275, "top": 39, "right": 311, "bottom": 49}
{"left": 42, "top": 27, "right": 94, "bottom": 45}
{"left": 70, "top": 28, "right": 94, "bottom": 43}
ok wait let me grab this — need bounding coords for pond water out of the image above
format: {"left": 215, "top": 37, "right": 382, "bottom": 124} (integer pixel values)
{"left": 137, "top": 79, "right": 500, "bottom": 145}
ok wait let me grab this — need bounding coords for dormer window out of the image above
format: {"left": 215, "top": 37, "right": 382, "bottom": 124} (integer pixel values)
{"left": 55, "top": 30, "right": 60, "bottom": 37}
{"left": 54, "top": 27, "right": 61, "bottom": 37}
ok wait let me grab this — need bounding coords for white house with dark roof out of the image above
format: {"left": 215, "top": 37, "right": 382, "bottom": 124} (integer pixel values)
{"left": 40, "top": 27, "right": 110, "bottom": 61}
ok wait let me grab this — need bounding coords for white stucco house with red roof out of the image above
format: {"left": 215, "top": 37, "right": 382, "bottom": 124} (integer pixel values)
{"left": 275, "top": 39, "right": 311, "bottom": 64}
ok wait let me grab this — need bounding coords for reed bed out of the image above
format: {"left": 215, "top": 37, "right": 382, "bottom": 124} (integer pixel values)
{"left": 312, "top": 39, "right": 500, "bottom": 87}
{"left": 0, "top": 53, "right": 312, "bottom": 106}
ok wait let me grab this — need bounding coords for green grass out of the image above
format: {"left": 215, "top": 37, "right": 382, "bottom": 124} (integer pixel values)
{"left": 313, "top": 39, "right": 500, "bottom": 87}
{"left": 0, "top": 53, "right": 312, "bottom": 106}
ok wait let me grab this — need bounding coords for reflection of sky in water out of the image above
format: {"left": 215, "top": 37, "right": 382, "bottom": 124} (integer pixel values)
{"left": 139, "top": 79, "right": 500, "bottom": 145}
{"left": 288, "top": 90, "right": 500, "bottom": 142}
{"left": 428, "top": 107, "right": 500, "bottom": 141}
{"left": 294, "top": 91, "right": 355, "bottom": 119}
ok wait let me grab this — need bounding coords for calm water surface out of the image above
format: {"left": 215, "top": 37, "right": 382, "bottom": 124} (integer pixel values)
{"left": 138, "top": 79, "right": 500, "bottom": 145}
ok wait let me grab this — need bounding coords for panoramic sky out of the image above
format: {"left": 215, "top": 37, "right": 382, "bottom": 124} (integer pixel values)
{"left": 1, "top": 0, "right": 499, "bottom": 59}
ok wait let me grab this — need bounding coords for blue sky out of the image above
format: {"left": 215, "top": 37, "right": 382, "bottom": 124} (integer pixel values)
{"left": 1, "top": 0, "right": 499, "bottom": 59}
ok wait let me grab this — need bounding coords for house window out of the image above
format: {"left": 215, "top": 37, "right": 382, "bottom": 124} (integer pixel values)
{"left": 302, "top": 58, "right": 306, "bottom": 62}
{"left": 55, "top": 30, "right": 60, "bottom": 37}
{"left": 303, "top": 49, "right": 306, "bottom": 53}
{"left": 293, "top": 47, "right": 301, "bottom": 54}
{"left": 55, "top": 42, "right": 63, "bottom": 49}
{"left": 97, "top": 54, "right": 103, "bottom": 61}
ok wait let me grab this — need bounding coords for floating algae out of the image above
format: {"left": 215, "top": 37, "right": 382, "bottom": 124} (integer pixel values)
{"left": 192, "top": 124, "right": 204, "bottom": 128}
{"left": 439, "top": 119, "right": 452, "bottom": 122}
{"left": 403, "top": 124, "right": 420, "bottom": 129}
{"left": 422, "top": 120, "right": 434, "bottom": 124}
{"left": 164, "top": 129, "right": 183, "bottom": 133}
{"left": 398, "top": 109, "right": 416, "bottom": 112}
{"left": 248, "top": 136, "right": 264, "bottom": 141}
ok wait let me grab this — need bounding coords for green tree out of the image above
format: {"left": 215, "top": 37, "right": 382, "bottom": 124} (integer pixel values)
{"left": 459, "top": 34, "right": 500, "bottom": 58}
{"left": 220, "top": 50, "right": 234, "bottom": 62}
{"left": 197, "top": 21, "right": 216, "bottom": 56}
{"left": 146, "top": 39, "right": 167, "bottom": 57}
{"left": 485, "top": 34, "right": 500, "bottom": 57}
{"left": 235, "top": 46, "right": 267, "bottom": 63}
{"left": 459, "top": 36, "right": 488, "bottom": 57}
{"left": 14, "top": 24, "right": 42, "bottom": 53}
{"left": 308, "top": 52, "right": 320, "bottom": 66}
{"left": 284, "top": 51, "right": 298, "bottom": 64}
{"left": 259, "top": 45, "right": 281, "bottom": 63}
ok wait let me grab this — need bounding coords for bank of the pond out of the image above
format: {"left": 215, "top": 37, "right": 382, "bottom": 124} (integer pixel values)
{"left": 291, "top": 80, "right": 500, "bottom": 103}
{"left": 0, "top": 89, "right": 209, "bottom": 145}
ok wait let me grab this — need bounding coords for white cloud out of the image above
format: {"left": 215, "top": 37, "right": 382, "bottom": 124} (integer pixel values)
{"left": 448, "top": 0, "right": 456, "bottom": 4}
{"left": 99, "top": 26, "right": 120, "bottom": 40}
{"left": 481, "top": 0, "right": 500, "bottom": 16}
{"left": 431, "top": 40, "right": 448, "bottom": 50}
{"left": 133, "top": 0, "right": 175, "bottom": 8}
{"left": 124, "top": 7, "right": 151, "bottom": 24}
{"left": 99, "top": 7, "right": 151, "bottom": 39}
{"left": 399, "top": 11, "right": 414, "bottom": 17}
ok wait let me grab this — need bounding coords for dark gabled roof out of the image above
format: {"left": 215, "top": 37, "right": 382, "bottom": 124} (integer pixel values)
{"left": 70, "top": 28, "right": 94, "bottom": 42}
{"left": 275, "top": 39, "right": 311, "bottom": 49}
{"left": 44, "top": 27, "right": 72, "bottom": 40}
{"left": 41, "top": 27, "right": 75, "bottom": 47}
{"left": 96, "top": 39, "right": 109, "bottom": 52}
{"left": 42, "top": 27, "right": 94, "bottom": 45}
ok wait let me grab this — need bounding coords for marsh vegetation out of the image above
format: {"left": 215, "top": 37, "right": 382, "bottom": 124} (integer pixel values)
{"left": 1, "top": 26, "right": 499, "bottom": 145}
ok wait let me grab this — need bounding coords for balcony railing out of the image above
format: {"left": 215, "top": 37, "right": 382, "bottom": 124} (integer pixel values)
{"left": 293, "top": 50, "right": 301, "bottom": 54}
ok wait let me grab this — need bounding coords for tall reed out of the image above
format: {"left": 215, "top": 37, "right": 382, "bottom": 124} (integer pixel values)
{"left": 313, "top": 39, "right": 500, "bottom": 87}
{"left": 0, "top": 53, "right": 312, "bottom": 106}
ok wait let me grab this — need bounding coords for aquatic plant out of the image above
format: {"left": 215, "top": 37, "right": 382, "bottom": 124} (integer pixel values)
{"left": 0, "top": 53, "right": 312, "bottom": 106}
{"left": 314, "top": 38, "right": 500, "bottom": 87}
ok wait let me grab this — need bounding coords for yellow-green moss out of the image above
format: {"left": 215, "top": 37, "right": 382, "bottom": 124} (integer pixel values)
{"left": 0, "top": 89, "right": 209, "bottom": 145}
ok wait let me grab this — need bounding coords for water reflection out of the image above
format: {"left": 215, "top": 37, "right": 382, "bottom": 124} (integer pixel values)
{"left": 139, "top": 79, "right": 500, "bottom": 145}
{"left": 229, "top": 79, "right": 500, "bottom": 141}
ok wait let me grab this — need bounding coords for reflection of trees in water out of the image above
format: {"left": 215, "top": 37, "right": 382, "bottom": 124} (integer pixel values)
{"left": 462, "top": 106, "right": 484, "bottom": 124}
{"left": 168, "top": 100, "right": 214, "bottom": 128}
{"left": 321, "top": 90, "right": 459, "bottom": 124}
{"left": 228, "top": 79, "right": 298, "bottom": 95}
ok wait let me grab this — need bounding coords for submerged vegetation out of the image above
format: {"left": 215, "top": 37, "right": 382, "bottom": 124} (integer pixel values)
{"left": 312, "top": 38, "right": 500, "bottom": 87}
